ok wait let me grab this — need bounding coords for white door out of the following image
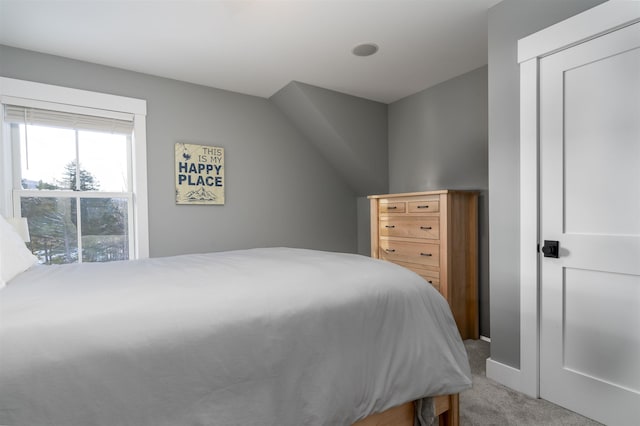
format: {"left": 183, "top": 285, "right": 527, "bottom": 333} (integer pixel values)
{"left": 539, "top": 21, "right": 640, "bottom": 426}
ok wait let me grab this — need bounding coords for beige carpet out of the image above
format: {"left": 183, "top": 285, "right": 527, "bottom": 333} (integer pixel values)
{"left": 460, "top": 339, "right": 602, "bottom": 426}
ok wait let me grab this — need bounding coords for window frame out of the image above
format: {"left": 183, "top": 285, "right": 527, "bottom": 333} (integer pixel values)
{"left": 0, "top": 77, "right": 149, "bottom": 260}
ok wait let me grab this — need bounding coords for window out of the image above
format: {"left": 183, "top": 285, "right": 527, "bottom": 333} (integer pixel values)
{"left": 1, "top": 77, "right": 149, "bottom": 263}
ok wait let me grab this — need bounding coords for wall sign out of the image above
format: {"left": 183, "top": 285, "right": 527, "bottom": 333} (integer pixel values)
{"left": 175, "top": 143, "right": 224, "bottom": 205}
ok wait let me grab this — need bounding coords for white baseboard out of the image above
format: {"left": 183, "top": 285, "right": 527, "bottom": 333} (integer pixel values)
{"left": 486, "top": 357, "right": 523, "bottom": 392}
{"left": 479, "top": 335, "right": 491, "bottom": 343}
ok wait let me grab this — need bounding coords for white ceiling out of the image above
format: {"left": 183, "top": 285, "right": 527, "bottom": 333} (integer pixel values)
{"left": 0, "top": 0, "right": 501, "bottom": 104}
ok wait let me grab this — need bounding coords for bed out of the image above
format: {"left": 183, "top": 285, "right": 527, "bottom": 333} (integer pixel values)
{"left": 0, "top": 243, "right": 471, "bottom": 426}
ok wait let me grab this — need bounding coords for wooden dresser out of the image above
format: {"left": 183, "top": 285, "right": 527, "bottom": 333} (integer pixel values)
{"left": 368, "top": 190, "right": 478, "bottom": 340}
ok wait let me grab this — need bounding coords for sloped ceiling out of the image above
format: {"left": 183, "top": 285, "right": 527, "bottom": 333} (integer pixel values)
{"left": 271, "top": 82, "right": 388, "bottom": 196}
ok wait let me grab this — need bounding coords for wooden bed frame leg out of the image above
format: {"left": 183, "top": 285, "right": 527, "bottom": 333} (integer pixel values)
{"left": 438, "top": 394, "right": 459, "bottom": 426}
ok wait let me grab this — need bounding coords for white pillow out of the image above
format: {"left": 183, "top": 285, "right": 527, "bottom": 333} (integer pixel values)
{"left": 0, "top": 215, "right": 39, "bottom": 288}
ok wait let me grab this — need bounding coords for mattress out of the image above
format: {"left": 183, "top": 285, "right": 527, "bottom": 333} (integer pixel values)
{"left": 0, "top": 247, "right": 471, "bottom": 426}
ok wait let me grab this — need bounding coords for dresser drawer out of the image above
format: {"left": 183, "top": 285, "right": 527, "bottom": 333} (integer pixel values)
{"left": 407, "top": 267, "right": 440, "bottom": 289}
{"left": 380, "top": 216, "right": 440, "bottom": 240}
{"left": 408, "top": 200, "right": 439, "bottom": 213}
{"left": 379, "top": 240, "right": 440, "bottom": 267}
{"left": 393, "top": 261, "right": 440, "bottom": 289}
{"left": 380, "top": 201, "right": 406, "bottom": 213}
{"left": 423, "top": 277, "right": 440, "bottom": 292}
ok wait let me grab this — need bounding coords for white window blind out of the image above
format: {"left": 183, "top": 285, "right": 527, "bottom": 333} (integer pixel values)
{"left": 4, "top": 104, "right": 134, "bottom": 134}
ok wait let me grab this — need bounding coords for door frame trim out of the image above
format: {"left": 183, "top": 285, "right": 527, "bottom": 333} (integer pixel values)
{"left": 512, "top": 1, "right": 640, "bottom": 398}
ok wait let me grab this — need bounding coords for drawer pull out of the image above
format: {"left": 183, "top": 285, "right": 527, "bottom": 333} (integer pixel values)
{"left": 385, "top": 225, "right": 396, "bottom": 228}
{"left": 385, "top": 248, "right": 396, "bottom": 253}
{"left": 420, "top": 226, "right": 432, "bottom": 230}
{"left": 386, "top": 206, "right": 397, "bottom": 210}
{"left": 427, "top": 280, "right": 433, "bottom": 284}
{"left": 417, "top": 205, "right": 430, "bottom": 209}
{"left": 420, "top": 253, "right": 432, "bottom": 257}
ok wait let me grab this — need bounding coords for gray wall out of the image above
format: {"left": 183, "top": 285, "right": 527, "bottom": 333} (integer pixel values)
{"left": 356, "top": 196, "right": 372, "bottom": 257}
{"left": 0, "top": 45, "right": 359, "bottom": 257}
{"left": 387, "top": 66, "right": 489, "bottom": 337}
{"left": 270, "top": 81, "right": 388, "bottom": 258}
{"left": 487, "top": 0, "right": 606, "bottom": 368}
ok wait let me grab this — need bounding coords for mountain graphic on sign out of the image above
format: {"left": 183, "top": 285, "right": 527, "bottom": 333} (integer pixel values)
{"left": 184, "top": 187, "right": 217, "bottom": 202}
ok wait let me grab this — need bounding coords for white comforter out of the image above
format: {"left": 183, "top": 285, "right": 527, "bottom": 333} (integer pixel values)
{"left": 0, "top": 248, "right": 471, "bottom": 426}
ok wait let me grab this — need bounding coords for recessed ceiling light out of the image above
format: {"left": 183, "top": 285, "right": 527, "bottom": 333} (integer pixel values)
{"left": 352, "top": 43, "right": 379, "bottom": 57}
